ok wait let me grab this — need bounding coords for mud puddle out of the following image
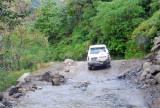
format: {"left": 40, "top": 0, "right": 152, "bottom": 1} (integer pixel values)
{"left": 13, "top": 61, "right": 147, "bottom": 108}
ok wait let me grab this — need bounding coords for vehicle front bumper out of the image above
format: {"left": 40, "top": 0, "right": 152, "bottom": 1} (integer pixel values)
{"left": 88, "top": 60, "right": 110, "bottom": 67}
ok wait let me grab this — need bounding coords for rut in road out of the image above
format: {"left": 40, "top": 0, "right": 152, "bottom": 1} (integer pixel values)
{"left": 14, "top": 60, "right": 147, "bottom": 108}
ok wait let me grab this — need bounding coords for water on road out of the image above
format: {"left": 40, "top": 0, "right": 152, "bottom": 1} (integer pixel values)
{"left": 14, "top": 60, "right": 147, "bottom": 108}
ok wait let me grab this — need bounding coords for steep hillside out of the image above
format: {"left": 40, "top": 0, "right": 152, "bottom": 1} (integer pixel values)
{"left": 33, "top": 0, "right": 160, "bottom": 60}
{"left": 125, "top": 9, "right": 160, "bottom": 58}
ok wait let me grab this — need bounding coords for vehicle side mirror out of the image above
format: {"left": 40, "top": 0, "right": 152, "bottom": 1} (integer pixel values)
{"left": 86, "top": 50, "right": 89, "bottom": 53}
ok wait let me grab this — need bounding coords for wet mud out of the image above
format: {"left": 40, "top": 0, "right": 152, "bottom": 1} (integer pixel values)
{"left": 12, "top": 60, "right": 148, "bottom": 108}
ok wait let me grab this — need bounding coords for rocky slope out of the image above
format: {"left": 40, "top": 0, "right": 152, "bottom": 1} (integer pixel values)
{"left": 141, "top": 36, "right": 160, "bottom": 83}
{"left": 117, "top": 36, "right": 160, "bottom": 107}
{"left": 140, "top": 36, "right": 160, "bottom": 108}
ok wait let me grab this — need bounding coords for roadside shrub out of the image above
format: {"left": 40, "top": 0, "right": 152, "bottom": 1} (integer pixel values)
{"left": 52, "top": 39, "right": 89, "bottom": 61}
{"left": 126, "top": 9, "right": 160, "bottom": 58}
{"left": 19, "top": 28, "right": 51, "bottom": 70}
{"left": 0, "top": 69, "right": 28, "bottom": 91}
{"left": 1, "top": 25, "right": 52, "bottom": 71}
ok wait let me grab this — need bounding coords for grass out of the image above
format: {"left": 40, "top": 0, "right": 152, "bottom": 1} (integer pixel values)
{"left": 0, "top": 69, "right": 29, "bottom": 92}
{"left": 0, "top": 62, "right": 54, "bottom": 92}
{"left": 32, "top": 62, "right": 53, "bottom": 74}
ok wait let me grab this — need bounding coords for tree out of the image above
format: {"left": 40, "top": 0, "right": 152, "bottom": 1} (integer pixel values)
{"left": 91, "top": 0, "right": 145, "bottom": 57}
{"left": 34, "top": 0, "right": 63, "bottom": 44}
{"left": 0, "top": 0, "right": 30, "bottom": 71}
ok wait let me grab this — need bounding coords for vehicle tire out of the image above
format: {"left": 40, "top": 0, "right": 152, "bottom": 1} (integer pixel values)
{"left": 104, "top": 63, "right": 108, "bottom": 68}
{"left": 108, "top": 61, "right": 111, "bottom": 68}
{"left": 88, "top": 66, "right": 92, "bottom": 70}
{"left": 108, "top": 64, "right": 111, "bottom": 68}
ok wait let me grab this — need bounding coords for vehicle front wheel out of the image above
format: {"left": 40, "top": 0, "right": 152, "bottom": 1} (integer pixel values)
{"left": 88, "top": 66, "right": 92, "bottom": 70}
{"left": 104, "top": 62, "right": 111, "bottom": 68}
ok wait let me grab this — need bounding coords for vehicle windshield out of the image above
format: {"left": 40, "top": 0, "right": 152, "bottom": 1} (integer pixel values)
{"left": 90, "top": 47, "right": 106, "bottom": 54}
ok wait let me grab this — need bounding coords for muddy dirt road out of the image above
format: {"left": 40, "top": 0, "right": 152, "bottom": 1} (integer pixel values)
{"left": 13, "top": 60, "right": 147, "bottom": 108}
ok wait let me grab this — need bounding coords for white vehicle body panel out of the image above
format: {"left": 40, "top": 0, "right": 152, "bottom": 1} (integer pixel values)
{"left": 87, "top": 45, "right": 111, "bottom": 69}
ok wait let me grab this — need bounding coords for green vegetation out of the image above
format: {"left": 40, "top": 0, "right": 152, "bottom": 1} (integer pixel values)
{"left": 0, "top": 0, "right": 52, "bottom": 91}
{"left": 125, "top": 9, "right": 160, "bottom": 58}
{"left": 34, "top": 0, "right": 160, "bottom": 59}
{"left": 0, "top": 0, "right": 160, "bottom": 91}
{"left": 0, "top": 69, "right": 28, "bottom": 91}
{"left": 91, "top": 0, "right": 145, "bottom": 57}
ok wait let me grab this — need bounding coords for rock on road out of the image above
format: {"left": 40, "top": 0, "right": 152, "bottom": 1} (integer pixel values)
{"left": 14, "top": 60, "right": 147, "bottom": 108}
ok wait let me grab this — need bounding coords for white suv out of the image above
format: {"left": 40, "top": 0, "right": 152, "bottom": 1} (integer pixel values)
{"left": 87, "top": 45, "right": 111, "bottom": 70}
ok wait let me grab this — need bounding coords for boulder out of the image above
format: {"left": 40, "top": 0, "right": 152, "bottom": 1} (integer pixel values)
{"left": 158, "top": 50, "right": 160, "bottom": 55}
{"left": 154, "top": 73, "right": 160, "bottom": 84}
{"left": 41, "top": 71, "right": 54, "bottom": 82}
{"left": 155, "top": 54, "right": 160, "bottom": 61}
{"left": 141, "top": 84, "right": 150, "bottom": 89}
{"left": 63, "top": 59, "right": 74, "bottom": 66}
{"left": 59, "top": 77, "right": 65, "bottom": 83}
{"left": 37, "top": 86, "right": 43, "bottom": 90}
{"left": 54, "top": 73, "right": 66, "bottom": 83}
{"left": 54, "top": 73, "right": 60, "bottom": 78}
{"left": 9, "top": 86, "right": 18, "bottom": 96}
{"left": 145, "top": 53, "right": 154, "bottom": 60}
{"left": 150, "top": 98, "right": 160, "bottom": 108}
{"left": 143, "top": 62, "right": 151, "bottom": 70}
{"left": 9, "top": 86, "right": 23, "bottom": 96}
{"left": 17, "top": 73, "right": 31, "bottom": 85}
{"left": 154, "top": 36, "right": 160, "bottom": 46}
{"left": 42, "top": 72, "right": 66, "bottom": 85}
{"left": 2, "top": 98, "right": 12, "bottom": 107}
{"left": 32, "top": 84, "right": 42, "bottom": 90}
{"left": 13, "top": 93, "right": 22, "bottom": 98}
{"left": 140, "top": 70, "right": 150, "bottom": 80}
{"left": 32, "top": 84, "right": 38, "bottom": 89}
{"left": 17, "top": 88, "right": 23, "bottom": 93}
{"left": 150, "top": 65, "right": 160, "bottom": 75}
{"left": 151, "top": 44, "right": 160, "bottom": 52}
{"left": 24, "top": 77, "right": 31, "bottom": 83}
{"left": 27, "top": 87, "right": 35, "bottom": 92}
{"left": 154, "top": 55, "right": 160, "bottom": 65}
{"left": 0, "top": 102, "right": 5, "bottom": 108}
{"left": 52, "top": 78, "right": 60, "bottom": 86}
{"left": 118, "top": 69, "right": 136, "bottom": 80}
{"left": 144, "top": 79, "right": 156, "bottom": 85}
{"left": 65, "top": 69, "right": 70, "bottom": 73}
{"left": 146, "top": 74, "right": 152, "bottom": 80}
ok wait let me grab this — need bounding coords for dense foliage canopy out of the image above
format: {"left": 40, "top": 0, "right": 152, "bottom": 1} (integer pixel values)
{"left": 34, "top": 0, "right": 160, "bottom": 60}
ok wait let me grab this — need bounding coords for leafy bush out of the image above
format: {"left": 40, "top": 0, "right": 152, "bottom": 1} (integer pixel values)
{"left": 125, "top": 9, "right": 160, "bottom": 58}
{"left": 18, "top": 28, "right": 51, "bottom": 70}
{"left": 51, "top": 37, "right": 89, "bottom": 61}
{"left": 0, "top": 69, "right": 28, "bottom": 91}
{"left": 90, "top": 0, "right": 145, "bottom": 57}
{"left": 1, "top": 25, "right": 52, "bottom": 71}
